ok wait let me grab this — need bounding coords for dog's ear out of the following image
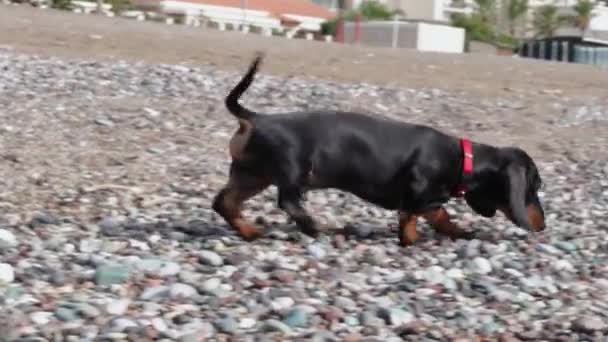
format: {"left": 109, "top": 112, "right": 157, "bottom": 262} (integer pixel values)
{"left": 503, "top": 163, "right": 533, "bottom": 230}
{"left": 464, "top": 190, "right": 497, "bottom": 218}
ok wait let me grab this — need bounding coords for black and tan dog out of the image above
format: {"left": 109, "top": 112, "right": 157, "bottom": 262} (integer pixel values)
{"left": 212, "top": 54, "right": 546, "bottom": 246}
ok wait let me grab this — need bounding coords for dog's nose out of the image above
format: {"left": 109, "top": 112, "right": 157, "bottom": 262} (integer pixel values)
{"left": 534, "top": 221, "right": 546, "bottom": 232}
{"left": 527, "top": 205, "right": 545, "bottom": 232}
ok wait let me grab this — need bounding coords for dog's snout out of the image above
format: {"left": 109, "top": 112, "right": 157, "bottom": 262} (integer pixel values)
{"left": 527, "top": 204, "right": 545, "bottom": 232}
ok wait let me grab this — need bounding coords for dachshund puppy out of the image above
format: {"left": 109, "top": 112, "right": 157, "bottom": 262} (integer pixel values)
{"left": 212, "top": 53, "right": 545, "bottom": 246}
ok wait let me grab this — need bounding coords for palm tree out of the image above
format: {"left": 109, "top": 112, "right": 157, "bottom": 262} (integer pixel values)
{"left": 571, "top": 0, "right": 596, "bottom": 35}
{"left": 474, "top": 0, "right": 496, "bottom": 24}
{"left": 532, "top": 4, "right": 566, "bottom": 38}
{"left": 506, "top": 0, "right": 528, "bottom": 37}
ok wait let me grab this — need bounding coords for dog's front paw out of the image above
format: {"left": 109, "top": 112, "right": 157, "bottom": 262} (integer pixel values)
{"left": 459, "top": 231, "right": 476, "bottom": 240}
{"left": 398, "top": 228, "right": 418, "bottom": 247}
{"left": 301, "top": 226, "right": 321, "bottom": 239}
{"left": 236, "top": 223, "right": 263, "bottom": 242}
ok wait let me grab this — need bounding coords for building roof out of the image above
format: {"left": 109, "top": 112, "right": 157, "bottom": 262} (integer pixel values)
{"left": 179, "top": 0, "right": 336, "bottom": 19}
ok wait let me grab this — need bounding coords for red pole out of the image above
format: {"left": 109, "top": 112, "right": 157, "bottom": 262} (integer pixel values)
{"left": 354, "top": 14, "right": 361, "bottom": 44}
{"left": 336, "top": 18, "right": 344, "bottom": 43}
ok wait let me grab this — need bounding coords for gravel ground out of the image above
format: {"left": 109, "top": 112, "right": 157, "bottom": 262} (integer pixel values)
{"left": 1, "top": 4, "right": 608, "bottom": 342}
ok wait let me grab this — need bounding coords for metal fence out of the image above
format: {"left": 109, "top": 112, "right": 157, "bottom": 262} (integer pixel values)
{"left": 573, "top": 46, "right": 608, "bottom": 65}
{"left": 341, "top": 20, "right": 419, "bottom": 49}
{"left": 518, "top": 36, "right": 608, "bottom": 67}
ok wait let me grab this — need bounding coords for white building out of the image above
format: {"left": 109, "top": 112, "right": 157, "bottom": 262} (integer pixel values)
{"left": 343, "top": 20, "right": 466, "bottom": 53}
{"left": 329, "top": 0, "right": 607, "bottom": 26}
{"left": 590, "top": 1, "right": 608, "bottom": 31}
{"left": 131, "top": 0, "right": 336, "bottom": 35}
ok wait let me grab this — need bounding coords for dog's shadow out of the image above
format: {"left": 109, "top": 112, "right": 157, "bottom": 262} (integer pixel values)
{"left": 101, "top": 216, "right": 501, "bottom": 247}
{"left": 99, "top": 216, "right": 400, "bottom": 243}
{"left": 99, "top": 218, "right": 234, "bottom": 241}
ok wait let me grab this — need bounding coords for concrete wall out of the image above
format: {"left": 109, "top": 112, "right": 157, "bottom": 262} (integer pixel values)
{"left": 343, "top": 21, "right": 465, "bottom": 53}
{"left": 416, "top": 22, "right": 465, "bottom": 53}
{"left": 343, "top": 21, "right": 418, "bottom": 48}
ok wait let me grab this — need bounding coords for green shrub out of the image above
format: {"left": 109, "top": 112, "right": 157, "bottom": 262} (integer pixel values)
{"left": 495, "top": 33, "right": 519, "bottom": 48}
{"left": 51, "top": 0, "right": 73, "bottom": 10}
{"left": 108, "top": 0, "right": 131, "bottom": 14}
{"left": 358, "top": 0, "right": 393, "bottom": 20}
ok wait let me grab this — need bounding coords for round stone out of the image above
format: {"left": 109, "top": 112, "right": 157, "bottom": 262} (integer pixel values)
{"left": 0, "top": 229, "right": 18, "bottom": 249}
{"left": 0, "top": 263, "right": 15, "bottom": 283}
{"left": 106, "top": 299, "right": 130, "bottom": 315}
{"left": 169, "top": 283, "right": 198, "bottom": 299}
{"left": 470, "top": 257, "right": 492, "bottom": 274}
{"left": 199, "top": 251, "right": 224, "bottom": 266}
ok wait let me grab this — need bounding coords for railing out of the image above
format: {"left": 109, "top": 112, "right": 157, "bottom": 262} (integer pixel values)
{"left": 518, "top": 37, "right": 608, "bottom": 68}
{"left": 573, "top": 46, "right": 608, "bottom": 66}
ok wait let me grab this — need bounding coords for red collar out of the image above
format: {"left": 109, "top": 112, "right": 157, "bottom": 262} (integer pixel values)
{"left": 453, "top": 138, "right": 473, "bottom": 197}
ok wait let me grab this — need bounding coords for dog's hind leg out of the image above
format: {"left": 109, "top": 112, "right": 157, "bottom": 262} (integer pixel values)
{"left": 398, "top": 211, "right": 418, "bottom": 246}
{"left": 422, "top": 207, "right": 474, "bottom": 240}
{"left": 212, "top": 164, "right": 270, "bottom": 241}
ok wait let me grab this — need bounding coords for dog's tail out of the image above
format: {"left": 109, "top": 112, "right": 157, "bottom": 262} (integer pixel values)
{"left": 226, "top": 53, "right": 263, "bottom": 160}
{"left": 225, "top": 52, "right": 263, "bottom": 120}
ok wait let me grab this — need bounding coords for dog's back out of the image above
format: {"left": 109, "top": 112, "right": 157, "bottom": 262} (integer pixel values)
{"left": 244, "top": 110, "right": 456, "bottom": 207}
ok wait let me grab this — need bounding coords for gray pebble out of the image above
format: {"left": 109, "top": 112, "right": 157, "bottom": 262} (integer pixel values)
{"left": 98, "top": 217, "right": 123, "bottom": 236}
{"left": 76, "top": 303, "right": 101, "bottom": 319}
{"left": 169, "top": 283, "right": 198, "bottom": 299}
{"left": 261, "top": 319, "right": 293, "bottom": 334}
{"left": 282, "top": 307, "right": 308, "bottom": 328}
{"left": 215, "top": 316, "right": 238, "bottom": 334}
{"left": 54, "top": 307, "right": 78, "bottom": 322}
{"left": 110, "top": 317, "right": 138, "bottom": 331}
{"left": 139, "top": 286, "right": 170, "bottom": 301}
{"left": 306, "top": 243, "right": 327, "bottom": 259}
{"left": 334, "top": 296, "right": 357, "bottom": 311}
{"left": 378, "top": 307, "right": 415, "bottom": 326}
{"left": 199, "top": 250, "right": 224, "bottom": 266}
{"left": 572, "top": 315, "right": 606, "bottom": 333}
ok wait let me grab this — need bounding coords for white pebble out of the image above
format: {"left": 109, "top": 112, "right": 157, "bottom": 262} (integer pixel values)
{"left": 445, "top": 268, "right": 465, "bottom": 279}
{"left": 271, "top": 297, "right": 295, "bottom": 311}
{"left": 151, "top": 317, "right": 168, "bottom": 332}
{"left": 202, "top": 278, "right": 221, "bottom": 292}
{"left": 471, "top": 257, "right": 492, "bottom": 274}
{"left": 30, "top": 311, "right": 53, "bottom": 325}
{"left": 169, "top": 283, "right": 198, "bottom": 299}
{"left": 553, "top": 259, "right": 575, "bottom": 272}
{"left": 0, "top": 229, "right": 17, "bottom": 249}
{"left": 159, "top": 262, "right": 181, "bottom": 277}
{"left": 0, "top": 263, "right": 15, "bottom": 283}
{"left": 63, "top": 243, "right": 76, "bottom": 254}
{"left": 129, "top": 239, "right": 150, "bottom": 251}
{"left": 219, "top": 284, "right": 233, "bottom": 292}
{"left": 106, "top": 299, "right": 131, "bottom": 315}
{"left": 239, "top": 317, "right": 257, "bottom": 329}
{"left": 148, "top": 234, "right": 162, "bottom": 243}
{"left": 218, "top": 265, "right": 237, "bottom": 277}
{"left": 199, "top": 250, "right": 223, "bottom": 266}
